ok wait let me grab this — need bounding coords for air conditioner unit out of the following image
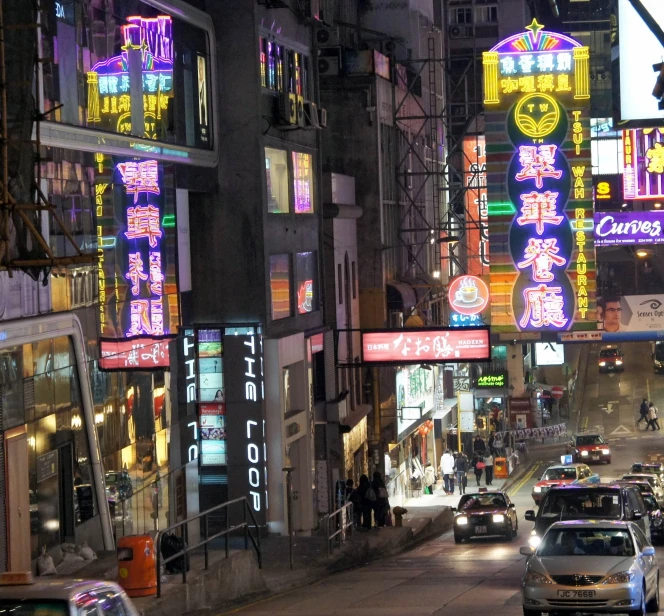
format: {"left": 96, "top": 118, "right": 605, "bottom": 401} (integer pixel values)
{"left": 317, "top": 107, "right": 328, "bottom": 128}
{"left": 317, "top": 26, "right": 340, "bottom": 47}
{"left": 303, "top": 100, "right": 320, "bottom": 129}
{"left": 276, "top": 92, "right": 298, "bottom": 126}
{"left": 296, "top": 94, "right": 306, "bottom": 127}
{"left": 448, "top": 25, "right": 472, "bottom": 39}
{"left": 318, "top": 48, "right": 341, "bottom": 76}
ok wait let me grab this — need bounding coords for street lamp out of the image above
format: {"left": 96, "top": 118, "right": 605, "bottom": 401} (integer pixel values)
{"left": 636, "top": 249, "right": 650, "bottom": 258}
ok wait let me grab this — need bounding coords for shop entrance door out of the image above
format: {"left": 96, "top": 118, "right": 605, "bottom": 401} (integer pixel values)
{"left": 6, "top": 431, "right": 30, "bottom": 571}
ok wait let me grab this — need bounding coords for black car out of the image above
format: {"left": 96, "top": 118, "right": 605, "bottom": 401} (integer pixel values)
{"left": 643, "top": 493, "right": 664, "bottom": 543}
{"left": 524, "top": 484, "right": 650, "bottom": 548}
{"left": 452, "top": 489, "right": 518, "bottom": 543}
{"left": 631, "top": 462, "right": 664, "bottom": 478}
{"left": 105, "top": 470, "right": 133, "bottom": 502}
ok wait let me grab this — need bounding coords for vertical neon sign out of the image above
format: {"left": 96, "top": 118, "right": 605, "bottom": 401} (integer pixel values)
{"left": 483, "top": 20, "right": 595, "bottom": 333}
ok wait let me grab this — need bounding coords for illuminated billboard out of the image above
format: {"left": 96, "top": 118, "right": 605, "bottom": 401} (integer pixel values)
{"left": 623, "top": 128, "right": 664, "bottom": 200}
{"left": 594, "top": 211, "right": 664, "bottom": 246}
{"left": 462, "top": 136, "right": 489, "bottom": 275}
{"left": 613, "top": 0, "right": 664, "bottom": 125}
{"left": 483, "top": 20, "right": 595, "bottom": 333}
{"left": 598, "top": 294, "right": 664, "bottom": 341}
{"left": 361, "top": 327, "right": 491, "bottom": 364}
{"left": 99, "top": 338, "right": 170, "bottom": 370}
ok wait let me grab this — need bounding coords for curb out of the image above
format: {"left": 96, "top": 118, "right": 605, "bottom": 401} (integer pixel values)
{"left": 501, "top": 460, "right": 537, "bottom": 494}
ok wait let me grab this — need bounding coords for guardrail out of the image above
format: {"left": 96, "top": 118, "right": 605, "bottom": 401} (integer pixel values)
{"left": 326, "top": 502, "right": 353, "bottom": 556}
{"left": 155, "top": 496, "right": 261, "bottom": 597}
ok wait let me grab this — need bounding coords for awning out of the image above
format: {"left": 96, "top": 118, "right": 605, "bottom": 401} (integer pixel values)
{"left": 386, "top": 280, "right": 417, "bottom": 313}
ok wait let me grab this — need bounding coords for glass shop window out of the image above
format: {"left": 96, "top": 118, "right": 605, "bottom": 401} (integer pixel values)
{"left": 265, "top": 148, "right": 290, "bottom": 213}
{"left": 270, "top": 254, "right": 292, "bottom": 320}
{"left": 292, "top": 152, "right": 314, "bottom": 214}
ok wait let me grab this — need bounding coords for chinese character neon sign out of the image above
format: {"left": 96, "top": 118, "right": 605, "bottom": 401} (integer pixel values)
{"left": 483, "top": 20, "right": 595, "bottom": 333}
{"left": 623, "top": 128, "right": 664, "bottom": 200}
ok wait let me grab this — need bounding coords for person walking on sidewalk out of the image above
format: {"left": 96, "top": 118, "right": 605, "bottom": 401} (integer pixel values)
{"left": 472, "top": 452, "right": 485, "bottom": 486}
{"left": 350, "top": 474, "right": 373, "bottom": 530}
{"left": 637, "top": 398, "right": 650, "bottom": 428}
{"left": 648, "top": 402, "right": 661, "bottom": 431}
{"left": 488, "top": 431, "right": 496, "bottom": 456}
{"left": 422, "top": 463, "right": 437, "bottom": 495}
{"left": 473, "top": 434, "right": 486, "bottom": 456}
{"left": 371, "top": 471, "right": 390, "bottom": 527}
{"left": 454, "top": 451, "right": 469, "bottom": 495}
{"left": 440, "top": 449, "right": 455, "bottom": 495}
{"left": 483, "top": 450, "right": 495, "bottom": 485}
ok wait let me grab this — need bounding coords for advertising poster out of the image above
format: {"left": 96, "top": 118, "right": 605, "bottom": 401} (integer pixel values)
{"left": 396, "top": 366, "right": 434, "bottom": 441}
{"left": 483, "top": 20, "right": 596, "bottom": 333}
{"left": 623, "top": 129, "right": 664, "bottom": 201}
{"left": 594, "top": 210, "right": 664, "bottom": 246}
{"left": 598, "top": 294, "right": 664, "bottom": 341}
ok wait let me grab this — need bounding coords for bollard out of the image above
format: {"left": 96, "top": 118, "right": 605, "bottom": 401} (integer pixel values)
{"left": 392, "top": 506, "right": 407, "bottom": 527}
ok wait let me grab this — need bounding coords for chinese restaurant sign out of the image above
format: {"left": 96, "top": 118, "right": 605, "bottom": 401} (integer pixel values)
{"left": 594, "top": 211, "right": 664, "bottom": 246}
{"left": 623, "top": 128, "right": 664, "bottom": 200}
{"left": 99, "top": 338, "right": 170, "bottom": 370}
{"left": 86, "top": 15, "right": 173, "bottom": 139}
{"left": 96, "top": 155, "right": 179, "bottom": 340}
{"left": 463, "top": 136, "right": 489, "bottom": 275}
{"left": 361, "top": 328, "right": 491, "bottom": 364}
{"left": 483, "top": 20, "right": 595, "bottom": 333}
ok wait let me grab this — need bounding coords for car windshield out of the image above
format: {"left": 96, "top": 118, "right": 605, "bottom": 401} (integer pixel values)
{"left": 600, "top": 349, "right": 620, "bottom": 358}
{"left": 623, "top": 475, "right": 657, "bottom": 488}
{"left": 543, "top": 467, "right": 578, "bottom": 481}
{"left": 0, "top": 601, "right": 68, "bottom": 615}
{"left": 619, "top": 482, "right": 653, "bottom": 496}
{"left": 537, "top": 528, "right": 634, "bottom": 557}
{"left": 540, "top": 490, "right": 621, "bottom": 519}
{"left": 459, "top": 493, "right": 506, "bottom": 510}
{"left": 643, "top": 494, "right": 659, "bottom": 512}
{"left": 576, "top": 435, "right": 604, "bottom": 446}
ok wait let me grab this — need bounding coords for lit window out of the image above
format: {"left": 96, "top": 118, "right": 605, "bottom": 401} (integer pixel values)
{"left": 296, "top": 252, "right": 318, "bottom": 315}
{"left": 270, "top": 255, "right": 292, "bottom": 320}
{"left": 265, "top": 148, "right": 289, "bottom": 213}
{"left": 293, "top": 152, "right": 314, "bottom": 213}
{"left": 259, "top": 38, "right": 267, "bottom": 88}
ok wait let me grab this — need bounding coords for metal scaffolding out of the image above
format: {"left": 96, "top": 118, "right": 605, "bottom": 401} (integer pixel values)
{"left": 0, "top": 0, "right": 94, "bottom": 280}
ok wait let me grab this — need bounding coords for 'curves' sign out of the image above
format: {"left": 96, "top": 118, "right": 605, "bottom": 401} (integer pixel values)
{"left": 594, "top": 211, "right": 664, "bottom": 246}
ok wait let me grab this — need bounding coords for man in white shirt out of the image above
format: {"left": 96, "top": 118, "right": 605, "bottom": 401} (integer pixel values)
{"left": 440, "top": 449, "right": 455, "bottom": 495}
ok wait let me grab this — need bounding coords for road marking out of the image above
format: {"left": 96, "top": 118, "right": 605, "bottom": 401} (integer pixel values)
{"left": 610, "top": 424, "right": 632, "bottom": 436}
{"left": 508, "top": 462, "right": 542, "bottom": 496}
{"left": 581, "top": 416, "right": 589, "bottom": 431}
{"left": 606, "top": 401, "right": 619, "bottom": 415}
{"left": 648, "top": 379, "right": 651, "bottom": 402}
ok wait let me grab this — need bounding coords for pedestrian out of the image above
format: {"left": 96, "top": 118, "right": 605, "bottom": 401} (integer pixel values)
{"left": 422, "top": 463, "right": 436, "bottom": 495}
{"left": 371, "top": 471, "right": 390, "bottom": 527}
{"left": 483, "top": 450, "right": 494, "bottom": 485}
{"left": 473, "top": 434, "right": 486, "bottom": 456}
{"left": 472, "top": 452, "right": 485, "bottom": 486}
{"left": 440, "top": 449, "right": 455, "bottom": 495}
{"left": 637, "top": 398, "right": 650, "bottom": 428}
{"left": 488, "top": 431, "right": 496, "bottom": 456}
{"left": 350, "top": 474, "right": 373, "bottom": 530}
{"left": 648, "top": 402, "right": 661, "bottom": 431}
{"left": 454, "top": 451, "right": 469, "bottom": 495}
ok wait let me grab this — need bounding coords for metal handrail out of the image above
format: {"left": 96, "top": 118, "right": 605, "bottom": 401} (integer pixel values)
{"left": 326, "top": 502, "right": 353, "bottom": 556}
{"left": 155, "top": 496, "right": 261, "bottom": 597}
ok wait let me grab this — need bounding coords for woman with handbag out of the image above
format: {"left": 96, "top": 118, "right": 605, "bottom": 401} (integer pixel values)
{"left": 473, "top": 453, "right": 485, "bottom": 486}
{"left": 483, "top": 450, "right": 495, "bottom": 486}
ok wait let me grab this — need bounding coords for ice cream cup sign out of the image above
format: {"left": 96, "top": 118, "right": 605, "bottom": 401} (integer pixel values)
{"left": 449, "top": 275, "right": 489, "bottom": 316}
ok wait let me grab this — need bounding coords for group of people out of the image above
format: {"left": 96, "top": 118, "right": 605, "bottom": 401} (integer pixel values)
{"left": 637, "top": 398, "right": 660, "bottom": 431}
{"left": 346, "top": 472, "right": 391, "bottom": 530}
{"left": 439, "top": 439, "right": 496, "bottom": 495}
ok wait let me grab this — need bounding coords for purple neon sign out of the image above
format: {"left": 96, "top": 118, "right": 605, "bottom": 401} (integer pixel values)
{"left": 594, "top": 211, "right": 664, "bottom": 246}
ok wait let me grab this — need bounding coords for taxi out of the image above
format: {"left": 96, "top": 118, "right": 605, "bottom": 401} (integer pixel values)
{"left": 566, "top": 433, "right": 611, "bottom": 464}
{"left": 452, "top": 488, "right": 518, "bottom": 544}
{"left": 598, "top": 345, "right": 624, "bottom": 373}
{"left": 0, "top": 572, "right": 140, "bottom": 615}
{"left": 531, "top": 462, "right": 599, "bottom": 506}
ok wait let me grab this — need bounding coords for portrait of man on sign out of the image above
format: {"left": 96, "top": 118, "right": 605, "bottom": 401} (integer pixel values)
{"left": 597, "top": 295, "right": 622, "bottom": 332}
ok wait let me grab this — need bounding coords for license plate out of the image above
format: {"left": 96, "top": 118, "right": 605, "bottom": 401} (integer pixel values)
{"left": 475, "top": 525, "right": 487, "bottom": 534}
{"left": 557, "top": 590, "right": 596, "bottom": 598}
{"left": 592, "top": 456, "right": 599, "bottom": 460}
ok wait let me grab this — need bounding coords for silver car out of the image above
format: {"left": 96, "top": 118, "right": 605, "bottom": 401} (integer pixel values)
{"left": 520, "top": 520, "right": 659, "bottom": 616}
{"left": 623, "top": 473, "right": 664, "bottom": 508}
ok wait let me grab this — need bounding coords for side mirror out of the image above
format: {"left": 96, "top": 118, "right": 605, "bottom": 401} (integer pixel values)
{"left": 525, "top": 510, "right": 536, "bottom": 521}
{"left": 520, "top": 546, "right": 535, "bottom": 556}
{"left": 643, "top": 546, "right": 656, "bottom": 557}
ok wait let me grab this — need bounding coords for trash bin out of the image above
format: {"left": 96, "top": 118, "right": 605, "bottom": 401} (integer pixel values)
{"left": 494, "top": 457, "right": 509, "bottom": 479}
{"left": 117, "top": 535, "right": 157, "bottom": 597}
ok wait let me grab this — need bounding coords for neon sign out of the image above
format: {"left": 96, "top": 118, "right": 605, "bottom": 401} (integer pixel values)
{"left": 463, "top": 137, "right": 489, "bottom": 274}
{"left": 623, "top": 128, "right": 664, "bottom": 200}
{"left": 484, "top": 20, "right": 595, "bottom": 333}
{"left": 86, "top": 15, "right": 174, "bottom": 139}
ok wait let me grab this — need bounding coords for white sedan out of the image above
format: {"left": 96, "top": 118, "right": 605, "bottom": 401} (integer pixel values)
{"left": 520, "top": 520, "right": 659, "bottom": 616}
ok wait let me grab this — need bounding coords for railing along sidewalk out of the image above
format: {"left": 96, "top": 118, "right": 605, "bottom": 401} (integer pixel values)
{"left": 326, "top": 502, "right": 353, "bottom": 556}
{"left": 155, "top": 496, "right": 261, "bottom": 597}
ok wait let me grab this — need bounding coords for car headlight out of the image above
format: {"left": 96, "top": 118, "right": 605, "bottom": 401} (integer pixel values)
{"left": 493, "top": 514, "right": 505, "bottom": 523}
{"left": 615, "top": 360, "right": 623, "bottom": 365}
{"left": 524, "top": 571, "right": 553, "bottom": 585}
{"left": 528, "top": 534, "right": 542, "bottom": 548}
{"left": 456, "top": 517, "right": 468, "bottom": 525}
{"left": 599, "top": 361, "right": 606, "bottom": 366}
{"left": 533, "top": 486, "right": 542, "bottom": 493}
{"left": 602, "top": 449, "right": 610, "bottom": 455}
{"left": 603, "top": 571, "right": 634, "bottom": 584}
{"left": 581, "top": 450, "right": 589, "bottom": 456}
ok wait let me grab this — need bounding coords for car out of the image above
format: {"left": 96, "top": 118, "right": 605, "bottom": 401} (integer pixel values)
{"left": 525, "top": 484, "right": 651, "bottom": 549}
{"left": 566, "top": 433, "right": 611, "bottom": 464}
{"left": 452, "top": 489, "right": 518, "bottom": 544}
{"left": 623, "top": 474, "right": 664, "bottom": 508}
{"left": 532, "top": 463, "right": 599, "bottom": 505}
{"left": 520, "top": 520, "right": 659, "bottom": 616}
{"left": 0, "top": 572, "right": 140, "bottom": 614}
{"left": 643, "top": 493, "right": 664, "bottom": 544}
{"left": 598, "top": 345, "right": 624, "bottom": 373}
{"left": 631, "top": 463, "right": 664, "bottom": 479}
{"left": 653, "top": 341, "right": 664, "bottom": 373}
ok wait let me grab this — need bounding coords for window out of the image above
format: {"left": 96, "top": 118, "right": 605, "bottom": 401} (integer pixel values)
{"left": 295, "top": 252, "right": 318, "bottom": 314}
{"left": 451, "top": 7, "right": 472, "bottom": 24}
{"left": 270, "top": 255, "right": 292, "bottom": 320}
{"left": 264, "top": 40, "right": 284, "bottom": 91}
{"left": 293, "top": 152, "right": 314, "bottom": 213}
{"left": 351, "top": 261, "right": 357, "bottom": 300}
{"left": 259, "top": 38, "right": 267, "bottom": 88}
{"left": 265, "top": 148, "right": 289, "bottom": 213}
{"left": 475, "top": 5, "right": 497, "bottom": 23}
